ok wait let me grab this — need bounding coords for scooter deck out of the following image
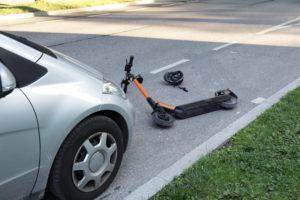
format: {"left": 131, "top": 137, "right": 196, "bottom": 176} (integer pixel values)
{"left": 172, "top": 94, "right": 232, "bottom": 119}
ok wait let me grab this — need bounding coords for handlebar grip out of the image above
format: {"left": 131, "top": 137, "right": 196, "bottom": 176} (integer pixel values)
{"left": 129, "top": 56, "right": 134, "bottom": 66}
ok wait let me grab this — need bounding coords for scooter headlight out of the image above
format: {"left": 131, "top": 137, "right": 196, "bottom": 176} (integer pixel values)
{"left": 102, "top": 79, "right": 126, "bottom": 99}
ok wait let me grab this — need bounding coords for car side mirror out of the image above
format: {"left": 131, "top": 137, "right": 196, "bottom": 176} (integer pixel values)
{"left": 0, "top": 61, "right": 16, "bottom": 98}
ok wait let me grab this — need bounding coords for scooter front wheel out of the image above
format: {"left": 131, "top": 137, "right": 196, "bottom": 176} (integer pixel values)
{"left": 152, "top": 110, "right": 175, "bottom": 127}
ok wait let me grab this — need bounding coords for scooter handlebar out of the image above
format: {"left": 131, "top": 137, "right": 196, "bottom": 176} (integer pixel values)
{"left": 124, "top": 55, "right": 134, "bottom": 72}
{"left": 122, "top": 56, "right": 135, "bottom": 93}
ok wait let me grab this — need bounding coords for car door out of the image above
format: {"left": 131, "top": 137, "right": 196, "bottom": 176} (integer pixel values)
{"left": 0, "top": 62, "right": 40, "bottom": 200}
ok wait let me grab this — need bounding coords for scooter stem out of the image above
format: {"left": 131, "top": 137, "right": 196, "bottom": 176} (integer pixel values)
{"left": 133, "top": 79, "right": 149, "bottom": 98}
{"left": 133, "top": 78, "right": 176, "bottom": 111}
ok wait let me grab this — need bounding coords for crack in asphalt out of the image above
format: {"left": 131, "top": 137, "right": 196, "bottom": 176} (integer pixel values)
{"left": 249, "top": 0, "right": 274, "bottom": 7}
{"left": 47, "top": 25, "right": 149, "bottom": 47}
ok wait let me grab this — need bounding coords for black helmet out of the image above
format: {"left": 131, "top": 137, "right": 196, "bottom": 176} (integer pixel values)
{"left": 163, "top": 71, "right": 188, "bottom": 92}
{"left": 163, "top": 71, "right": 184, "bottom": 86}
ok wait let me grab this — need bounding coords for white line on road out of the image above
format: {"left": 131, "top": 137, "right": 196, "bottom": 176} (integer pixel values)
{"left": 88, "top": 13, "right": 110, "bottom": 17}
{"left": 213, "top": 41, "right": 238, "bottom": 51}
{"left": 162, "top": 3, "right": 177, "bottom": 7}
{"left": 251, "top": 97, "right": 266, "bottom": 104}
{"left": 124, "top": 76, "right": 300, "bottom": 200}
{"left": 150, "top": 59, "right": 190, "bottom": 74}
{"left": 88, "top": 14, "right": 100, "bottom": 17}
{"left": 256, "top": 16, "right": 300, "bottom": 35}
{"left": 129, "top": 8, "right": 147, "bottom": 11}
{"left": 35, "top": 19, "right": 62, "bottom": 24}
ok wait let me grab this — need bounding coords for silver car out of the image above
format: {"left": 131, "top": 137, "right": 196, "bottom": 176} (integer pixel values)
{"left": 0, "top": 32, "right": 134, "bottom": 200}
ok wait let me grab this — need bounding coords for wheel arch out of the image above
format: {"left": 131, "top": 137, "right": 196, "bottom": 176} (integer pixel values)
{"left": 88, "top": 110, "right": 129, "bottom": 152}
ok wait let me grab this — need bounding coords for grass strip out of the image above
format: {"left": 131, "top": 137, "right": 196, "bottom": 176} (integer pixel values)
{"left": 0, "top": 0, "right": 134, "bottom": 15}
{"left": 154, "top": 87, "right": 300, "bottom": 200}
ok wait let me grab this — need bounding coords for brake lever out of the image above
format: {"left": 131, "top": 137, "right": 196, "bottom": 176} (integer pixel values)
{"left": 121, "top": 78, "right": 129, "bottom": 93}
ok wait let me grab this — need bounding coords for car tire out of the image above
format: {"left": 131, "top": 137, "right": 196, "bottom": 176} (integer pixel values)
{"left": 49, "top": 116, "right": 124, "bottom": 200}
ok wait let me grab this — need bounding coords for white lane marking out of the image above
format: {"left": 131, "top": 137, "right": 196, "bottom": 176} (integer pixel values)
{"left": 150, "top": 59, "right": 190, "bottom": 74}
{"left": 129, "top": 8, "right": 147, "bottom": 11}
{"left": 35, "top": 19, "right": 62, "bottom": 24}
{"left": 251, "top": 97, "right": 266, "bottom": 104}
{"left": 87, "top": 14, "right": 100, "bottom": 17}
{"left": 88, "top": 13, "right": 110, "bottom": 17}
{"left": 256, "top": 16, "right": 300, "bottom": 35}
{"left": 88, "top": 14, "right": 100, "bottom": 17}
{"left": 162, "top": 3, "right": 177, "bottom": 7}
{"left": 257, "top": 25, "right": 291, "bottom": 34}
{"left": 213, "top": 41, "right": 238, "bottom": 51}
{"left": 124, "top": 76, "right": 300, "bottom": 200}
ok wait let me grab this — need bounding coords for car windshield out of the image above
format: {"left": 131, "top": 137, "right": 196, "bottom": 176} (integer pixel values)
{"left": 0, "top": 31, "right": 57, "bottom": 59}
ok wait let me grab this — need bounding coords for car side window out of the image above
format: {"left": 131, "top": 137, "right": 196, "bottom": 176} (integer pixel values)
{"left": 0, "top": 47, "right": 47, "bottom": 88}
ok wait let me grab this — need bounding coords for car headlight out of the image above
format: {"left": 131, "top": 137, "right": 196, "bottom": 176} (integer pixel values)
{"left": 102, "top": 79, "right": 126, "bottom": 99}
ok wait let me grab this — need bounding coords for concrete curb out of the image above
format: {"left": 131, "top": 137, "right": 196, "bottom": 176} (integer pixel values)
{"left": 0, "top": 0, "right": 154, "bottom": 21}
{"left": 124, "top": 76, "right": 300, "bottom": 200}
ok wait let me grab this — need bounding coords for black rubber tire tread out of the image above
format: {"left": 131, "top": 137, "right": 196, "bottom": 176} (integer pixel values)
{"left": 48, "top": 116, "right": 124, "bottom": 200}
{"left": 152, "top": 111, "right": 175, "bottom": 127}
{"left": 220, "top": 97, "right": 238, "bottom": 109}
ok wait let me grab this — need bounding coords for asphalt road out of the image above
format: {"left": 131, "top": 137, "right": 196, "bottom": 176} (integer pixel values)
{"left": 1, "top": 0, "right": 300, "bottom": 199}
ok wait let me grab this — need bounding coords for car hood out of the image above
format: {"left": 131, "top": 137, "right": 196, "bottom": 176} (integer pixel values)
{"left": 51, "top": 50, "right": 103, "bottom": 80}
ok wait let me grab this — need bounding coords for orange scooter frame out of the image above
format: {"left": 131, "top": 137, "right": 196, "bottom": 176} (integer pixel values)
{"left": 133, "top": 79, "right": 176, "bottom": 111}
{"left": 121, "top": 56, "right": 238, "bottom": 126}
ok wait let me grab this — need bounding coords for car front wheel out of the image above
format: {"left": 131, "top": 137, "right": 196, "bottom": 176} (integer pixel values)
{"left": 49, "top": 116, "right": 124, "bottom": 200}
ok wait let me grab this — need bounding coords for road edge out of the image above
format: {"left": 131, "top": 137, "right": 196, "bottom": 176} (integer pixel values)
{"left": 124, "top": 76, "right": 300, "bottom": 200}
{"left": 0, "top": 0, "right": 154, "bottom": 21}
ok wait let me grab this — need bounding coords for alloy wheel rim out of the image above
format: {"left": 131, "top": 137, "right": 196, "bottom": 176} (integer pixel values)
{"left": 72, "top": 132, "right": 117, "bottom": 192}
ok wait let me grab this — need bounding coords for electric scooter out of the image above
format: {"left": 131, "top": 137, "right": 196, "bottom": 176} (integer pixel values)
{"left": 121, "top": 56, "right": 238, "bottom": 127}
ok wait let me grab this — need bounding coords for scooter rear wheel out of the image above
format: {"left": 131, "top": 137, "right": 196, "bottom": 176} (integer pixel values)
{"left": 220, "top": 97, "right": 237, "bottom": 109}
{"left": 215, "top": 89, "right": 238, "bottom": 110}
{"left": 152, "top": 110, "right": 175, "bottom": 127}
